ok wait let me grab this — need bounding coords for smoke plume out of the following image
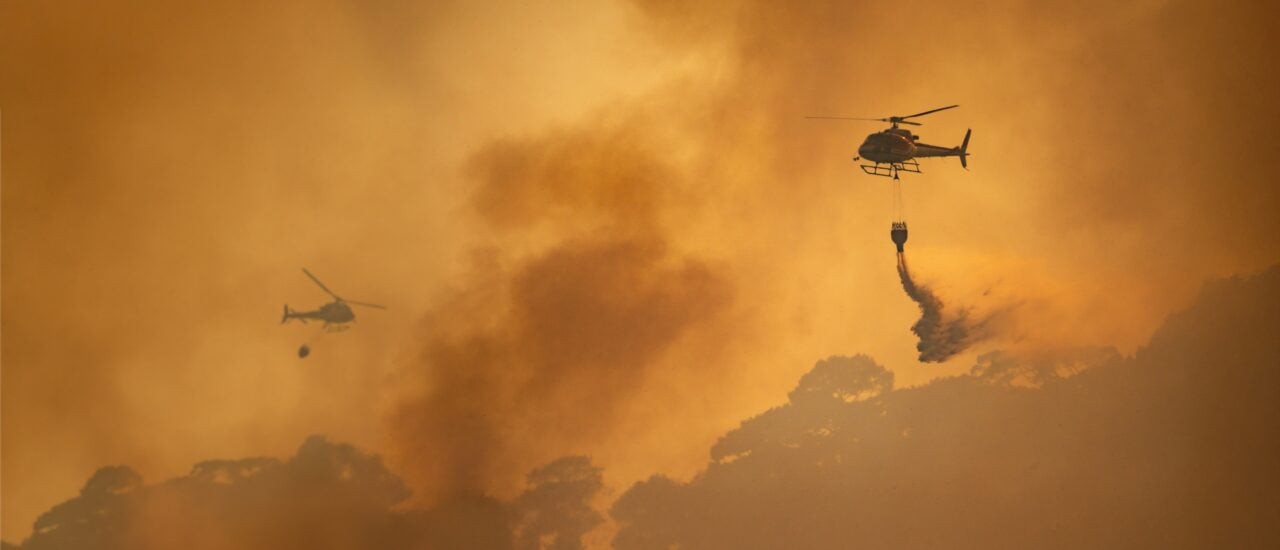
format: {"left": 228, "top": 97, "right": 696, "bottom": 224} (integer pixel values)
{"left": 389, "top": 122, "right": 734, "bottom": 504}
{"left": 895, "top": 253, "right": 992, "bottom": 362}
{"left": 7, "top": 0, "right": 1280, "bottom": 542}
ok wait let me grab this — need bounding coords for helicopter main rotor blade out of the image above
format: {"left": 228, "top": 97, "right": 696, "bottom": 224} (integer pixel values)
{"left": 900, "top": 104, "right": 959, "bottom": 120}
{"left": 806, "top": 116, "right": 922, "bottom": 126}
{"left": 804, "top": 116, "right": 885, "bottom": 121}
{"left": 345, "top": 300, "right": 387, "bottom": 310}
{"left": 301, "top": 268, "right": 342, "bottom": 300}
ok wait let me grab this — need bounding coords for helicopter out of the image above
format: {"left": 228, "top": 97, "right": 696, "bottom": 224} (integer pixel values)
{"left": 808, "top": 104, "right": 971, "bottom": 178}
{"left": 282, "top": 268, "right": 385, "bottom": 331}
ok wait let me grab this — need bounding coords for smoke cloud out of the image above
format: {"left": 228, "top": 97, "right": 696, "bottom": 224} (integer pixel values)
{"left": 6, "top": 0, "right": 1280, "bottom": 544}
{"left": 389, "top": 122, "right": 734, "bottom": 504}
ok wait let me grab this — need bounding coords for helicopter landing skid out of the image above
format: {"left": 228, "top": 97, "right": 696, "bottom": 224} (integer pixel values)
{"left": 859, "top": 159, "right": 921, "bottom": 178}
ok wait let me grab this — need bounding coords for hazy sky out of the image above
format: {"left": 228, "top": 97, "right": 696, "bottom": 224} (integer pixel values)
{"left": 3, "top": 0, "right": 1278, "bottom": 542}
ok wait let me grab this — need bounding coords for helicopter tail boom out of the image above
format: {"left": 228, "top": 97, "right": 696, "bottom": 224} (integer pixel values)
{"left": 911, "top": 128, "right": 972, "bottom": 168}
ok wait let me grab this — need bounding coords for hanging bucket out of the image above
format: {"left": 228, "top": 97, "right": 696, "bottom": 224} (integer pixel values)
{"left": 890, "top": 222, "right": 908, "bottom": 252}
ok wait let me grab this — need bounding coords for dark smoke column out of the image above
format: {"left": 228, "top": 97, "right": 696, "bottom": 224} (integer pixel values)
{"left": 893, "top": 230, "right": 989, "bottom": 363}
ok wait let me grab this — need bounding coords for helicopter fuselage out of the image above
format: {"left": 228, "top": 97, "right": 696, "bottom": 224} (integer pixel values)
{"left": 858, "top": 129, "right": 914, "bottom": 163}
{"left": 284, "top": 300, "right": 355, "bottom": 325}
{"left": 857, "top": 127, "right": 960, "bottom": 165}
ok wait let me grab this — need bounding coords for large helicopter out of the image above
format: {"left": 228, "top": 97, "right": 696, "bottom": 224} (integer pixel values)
{"left": 809, "top": 104, "right": 971, "bottom": 178}
{"left": 282, "top": 268, "right": 385, "bottom": 331}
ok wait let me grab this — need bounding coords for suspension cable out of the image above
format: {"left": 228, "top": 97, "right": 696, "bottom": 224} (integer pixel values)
{"left": 891, "top": 172, "right": 904, "bottom": 222}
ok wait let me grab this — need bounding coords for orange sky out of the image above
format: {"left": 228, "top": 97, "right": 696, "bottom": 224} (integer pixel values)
{"left": 3, "top": 0, "right": 1278, "bottom": 542}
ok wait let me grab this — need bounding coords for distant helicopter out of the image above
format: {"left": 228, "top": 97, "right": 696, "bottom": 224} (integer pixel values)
{"left": 282, "top": 268, "right": 385, "bottom": 331}
{"left": 808, "top": 105, "right": 971, "bottom": 178}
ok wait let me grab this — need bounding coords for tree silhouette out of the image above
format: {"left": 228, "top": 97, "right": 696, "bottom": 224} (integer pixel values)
{"left": 512, "top": 456, "right": 604, "bottom": 550}
{"left": 613, "top": 268, "right": 1280, "bottom": 549}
